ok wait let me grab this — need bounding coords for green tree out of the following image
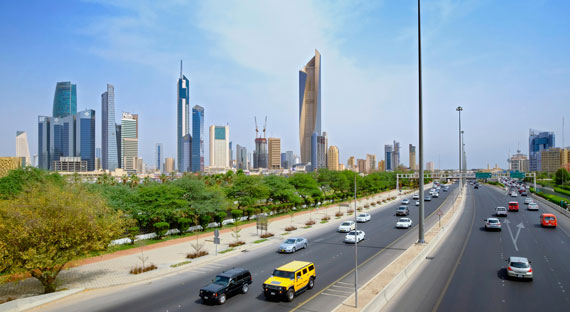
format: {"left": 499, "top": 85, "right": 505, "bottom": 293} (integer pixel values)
{"left": 263, "top": 175, "right": 300, "bottom": 204}
{"left": 226, "top": 175, "right": 270, "bottom": 209}
{"left": 0, "top": 167, "right": 64, "bottom": 200}
{"left": 135, "top": 184, "right": 187, "bottom": 227}
{"left": 0, "top": 183, "right": 124, "bottom": 293}
{"left": 288, "top": 173, "right": 322, "bottom": 205}
{"left": 555, "top": 168, "right": 570, "bottom": 185}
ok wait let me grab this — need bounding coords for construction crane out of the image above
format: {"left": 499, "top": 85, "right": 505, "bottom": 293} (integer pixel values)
{"left": 263, "top": 116, "right": 267, "bottom": 138}
{"left": 254, "top": 117, "right": 259, "bottom": 138}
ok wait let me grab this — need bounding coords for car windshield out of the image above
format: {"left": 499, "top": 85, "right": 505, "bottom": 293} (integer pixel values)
{"left": 510, "top": 261, "right": 530, "bottom": 268}
{"left": 399, "top": 218, "right": 409, "bottom": 222}
{"left": 358, "top": 214, "right": 367, "bottom": 217}
{"left": 284, "top": 239, "right": 296, "bottom": 244}
{"left": 488, "top": 219, "right": 499, "bottom": 223}
{"left": 273, "top": 270, "right": 294, "bottom": 279}
{"left": 545, "top": 216, "right": 555, "bottom": 221}
{"left": 214, "top": 276, "right": 230, "bottom": 286}
{"left": 498, "top": 207, "right": 506, "bottom": 210}
{"left": 341, "top": 222, "right": 351, "bottom": 226}
{"left": 347, "top": 231, "right": 357, "bottom": 235}
{"left": 398, "top": 207, "right": 406, "bottom": 210}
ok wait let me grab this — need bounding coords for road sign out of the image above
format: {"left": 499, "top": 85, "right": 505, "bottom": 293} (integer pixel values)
{"left": 510, "top": 171, "right": 525, "bottom": 179}
{"left": 214, "top": 237, "right": 220, "bottom": 244}
{"left": 475, "top": 172, "right": 492, "bottom": 179}
{"left": 214, "top": 230, "right": 219, "bottom": 238}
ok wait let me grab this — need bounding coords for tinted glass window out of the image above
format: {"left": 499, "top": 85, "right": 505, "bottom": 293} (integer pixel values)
{"left": 510, "top": 261, "right": 530, "bottom": 268}
{"left": 545, "top": 217, "right": 555, "bottom": 221}
{"left": 303, "top": 268, "right": 307, "bottom": 274}
{"left": 273, "top": 270, "right": 294, "bottom": 279}
{"left": 309, "top": 265, "right": 314, "bottom": 271}
{"left": 214, "top": 276, "right": 230, "bottom": 286}
{"left": 296, "top": 272, "right": 301, "bottom": 278}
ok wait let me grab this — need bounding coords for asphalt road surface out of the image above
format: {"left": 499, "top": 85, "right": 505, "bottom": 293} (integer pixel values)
{"left": 384, "top": 184, "right": 570, "bottom": 312}
{"left": 36, "top": 184, "right": 458, "bottom": 312}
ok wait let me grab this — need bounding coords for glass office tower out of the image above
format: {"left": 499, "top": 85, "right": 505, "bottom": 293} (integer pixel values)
{"left": 102, "top": 84, "right": 118, "bottom": 171}
{"left": 177, "top": 62, "right": 190, "bottom": 172}
{"left": 53, "top": 82, "right": 77, "bottom": 118}
{"left": 192, "top": 105, "right": 204, "bottom": 172}
{"left": 76, "top": 109, "right": 96, "bottom": 171}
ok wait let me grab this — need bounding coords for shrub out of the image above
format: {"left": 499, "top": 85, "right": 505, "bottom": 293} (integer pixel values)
{"left": 187, "top": 250, "right": 209, "bottom": 259}
{"left": 285, "top": 226, "right": 297, "bottom": 231}
{"left": 127, "top": 226, "right": 139, "bottom": 245}
{"left": 229, "top": 241, "right": 245, "bottom": 247}
{"left": 260, "top": 232, "right": 274, "bottom": 238}
{"left": 321, "top": 215, "right": 330, "bottom": 221}
{"left": 129, "top": 264, "right": 157, "bottom": 275}
{"left": 305, "top": 219, "right": 316, "bottom": 226}
{"left": 364, "top": 204, "right": 370, "bottom": 208}
{"left": 153, "top": 222, "right": 169, "bottom": 239}
{"left": 213, "top": 212, "right": 227, "bottom": 227}
{"left": 199, "top": 215, "right": 211, "bottom": 231}
{"left": 231, "top": 209, "right": 244, "bottom": 220}
{"left": 177, "top": 218, "right": 192, "bottom": 234}
{"left": 335, "top": 211, "right": 344, "bottom": 217}
{"left": 357, "top": 207, "right": 363, "bottom": 211}
{"left": 347, "top": 209, "right": 354, "bottom": 214}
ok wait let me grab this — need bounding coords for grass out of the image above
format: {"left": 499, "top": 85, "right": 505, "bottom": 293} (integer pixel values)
{"left": 303, "top": 225, "right": 312, "bottom": 229}
{"left": 170, "top": 260, "right": 191, "bottom": 268}
{"left": 254, "top": 238, "right": 268, "bottom": 244}
{"left": 320, "top": 220, "right": 329, "bottom": 224}
{"left": 220, "top": 248, "right": 234, "bottom": 254}
{"left": 281, "top": 232, "right": 290, "bottom": 236}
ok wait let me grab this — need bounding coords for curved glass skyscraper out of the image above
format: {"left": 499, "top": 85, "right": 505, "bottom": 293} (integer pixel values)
{"left": 53, "top": 82, "right": 77, "bottom": 118}
{"left": 299, "top": 50, "right": 321, "bottom": 165}
{"left": 177, "top": 61, "right": 191, "bottom": 172}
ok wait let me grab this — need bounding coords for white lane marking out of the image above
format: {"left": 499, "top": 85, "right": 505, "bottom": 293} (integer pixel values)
{"left": 330, "top": 284, "right": 354, "bottom": 290}
{"left": 503, "top": 219, "right": 524, "bottom": 252}
{"left": 321, "top": 292, "right": 348, "bottom": 298}
{"left": 325, "top": 288, "right": 354, "bottom": 294}
{"left": 337, "top": 281, "right": 353, "bottom": 285}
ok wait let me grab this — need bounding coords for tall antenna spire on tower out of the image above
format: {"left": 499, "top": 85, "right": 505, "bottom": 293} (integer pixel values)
{"left": 180, "top": 60, "right": 183, "bottom": 79}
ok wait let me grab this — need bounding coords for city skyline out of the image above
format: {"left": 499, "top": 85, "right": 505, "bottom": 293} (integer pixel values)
{"left": 1, "top": 1, "right": 570, "bottom": 170}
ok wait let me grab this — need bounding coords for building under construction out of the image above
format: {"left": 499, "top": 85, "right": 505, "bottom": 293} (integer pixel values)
{"left": 253, "top": 117, "right": 268, "bottom": 169}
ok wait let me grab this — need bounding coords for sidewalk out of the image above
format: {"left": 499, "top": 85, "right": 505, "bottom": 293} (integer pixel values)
{"left": 0, "top": 187, "right": 415, "bottom": 304}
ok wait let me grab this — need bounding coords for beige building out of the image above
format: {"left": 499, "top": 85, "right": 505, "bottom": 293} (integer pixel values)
{"left": 327, "top": 145, "right": 339, "bottom": 171}
{"left": 426, "top": 161, "right": 435, "bottom": 172}
{"left": 409, "top": 144, "right": 416, "bottom": 171}
{"left": 366, "top": 154, "right": 376, "bottom": 172}
{"left": 0, "top": 157, "right": 23, "bottom": 177}
{"left": 299, "top": 50, "right": 321, "bottom": 164}
{"left": 16, "top": 131, "right": 31, "bottom": 166}
{"left": 268, "top": 138, "right": 281, "bottom": 169}
{"left": 541, "top": 148, "right": 562, "bottom": 173}
{"left": 378, "top": 160, "right": 385, "bottom": 172}
{"left": 164, "top": 157, "right": 175, "bottom": 174}
{"left": 357, "top": 159, "right": 367, "bottom": 174}
{"left": 509, "top": 151, "right": 529, "bottom": 172}
{"left": 347, "top": 156, "right": 355, "bottom": 169}
{"left": 209, "top": 125, "right": 230, "bottom": 169}
{"left": 339, "top": 163, "right": 345, "bottom": 171}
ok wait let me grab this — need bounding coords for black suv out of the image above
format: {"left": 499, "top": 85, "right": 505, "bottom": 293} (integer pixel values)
{"left": 199, "top": 268, "right": 252, "bottom": 304}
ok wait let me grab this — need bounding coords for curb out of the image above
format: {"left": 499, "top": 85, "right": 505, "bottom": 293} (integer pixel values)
{"left": 0, "top": 289, "right": 84, "bottom": 312}
{"left": 358, "top": 186, "right": 467, "bottom": 312}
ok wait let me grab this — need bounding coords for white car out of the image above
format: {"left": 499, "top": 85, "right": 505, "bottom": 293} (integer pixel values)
{"left": 396, "top": 218, "right": 413, "bottom": 229}
{"left": 356, "top": 213, "right": 371, "bottom": 223}
{"left": 524, "top": 198, "right": 533, "bottom": 205}
{"left": 510, "top": 192, "right": 518, "bottom": 197}
{"left": 402, "top": 199, "right": 410, "bottom": 205}
{"left": 506, "top": 256, "right": 533, "bottom": 280}
{"left": 432, "top": 192, "right": 439, "bottom": 198}
{"left": 496, "top": 206, "right": 508, "bottom": 217}
{"left": 344, "top": 230, "right": 365, "bottom": 243}
{"left": 415, "top": 201, "right": 420, "bottom": 206}
{"left": 338, "top": 221, "right": 356, "bottom": 233}
{"left": 413, "top": 194, "right": 419, "bottom": 200}
{"left": 528, "top": 203, "right": 539, "bottom": 211}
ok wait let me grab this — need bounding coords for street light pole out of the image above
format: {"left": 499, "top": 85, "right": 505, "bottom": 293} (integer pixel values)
{"left": 353, "top": 175, "right": 358, "bottom": 307}
{"left": 456, "top": 106, "right": 463, "bottom": 187}
{"left": 418, "top": 0, "right": 425, "bottom": 244}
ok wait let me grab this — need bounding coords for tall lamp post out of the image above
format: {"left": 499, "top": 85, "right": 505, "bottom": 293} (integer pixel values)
{"left": 456, "top": 106, "right": 463, "bottom": 187}
{"left": 462, "top": 131, "right": 466, "bottom": 181}
{"left": 418, "top": 0, "right": 425, "bottom": 244}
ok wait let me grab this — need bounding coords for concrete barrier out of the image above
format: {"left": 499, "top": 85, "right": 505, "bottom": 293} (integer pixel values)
{"left": 0, "top": 288, "right": 84, "bottom": 312}
{"left": 360, "top": 187, "right": 466, "bottom": 312}
{"left": 530, "top": 194, "right": 570, "bottom": 219}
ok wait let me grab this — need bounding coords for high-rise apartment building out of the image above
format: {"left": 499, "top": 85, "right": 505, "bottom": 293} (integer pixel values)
{"left": 76, "top": 109, "right": 96, "bottom": 171}
{"left": 38, "top": 116, "right": 50, "bottom": 170}
{"left": 378, "top": 160, "right": 385, "bottom": 172}
{"left": 101, "top": 84, "right": 119, "bottom": 171}
{"left": 317, "top": 132, "right": 328, "bottom": 170}
{"left": 529, "top": 129, "right": 555, "bottom": 171}
{"left": 348, "top": 156, "right": 355, "bottom": 169}
{"left": 164, "top": 157, "right": 175, "bottom": 174}
{"left": 299, "top": 50, "right": 321, "bottom": 164}
{"left": 392, "top": 140, "right": 400, "bottom": 169}
{"left": 236, "top": 144, "right": 247, "bottom": 170}
{"left": 339, "top": 164, "right": 345, "bottom": 171}
{"left": 192, "top": 105, "right": 204, "bottom": 172}
{"left": 16, "top": 131, "right": 31, "bottom": 166}
{"left": 268, "top": 138, "right": 281, "bottom": 169}
{"left": 209, "top": 125, "right": 230, "bottom": 169}
{"left": 366, "top": 154, "right": 377, "bottom": 172}
{"left": 426, "top": 161, "right": 435, "bottom": 172}
{"left": 509, "top": 150, "right": 529, "bottom": 172}
{"left": 327, "top": 145, "right": 339, "bottom": 171}
{"left": 409, "top": 144, "right": 416, "bottom": 170}
{"left": 541, "top": 148, "right": 562, "bottom": 173}
{"left": 254, "top": 138, "right": 268, "bottom": 169}
{"left": 52, "top": 82, "right": 77, "bottom": 118}
{"left": 385, "top": 145, "right": 393, "bottom": 171}
{"left": 357, "top": 159, "right": 367, "bottom": 174}
{"left": 155, "top": 143, "right": 164, "bottom": 172}
{"left": 177, "top": 61, "right": 191, "bottom": 172}
{"left": 121, "top": 112, "right": 138, "bottom": 173}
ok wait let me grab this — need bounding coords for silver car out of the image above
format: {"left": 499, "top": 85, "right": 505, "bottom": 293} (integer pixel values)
{"left": 506, "top": 256, "right": 533, "bottom": 280}
{"left": 528, "top": 203, "right": 539, "bottom": 211}
{"left": 484, "top": 218, "right": 501, "bottom": 231}
{"left": 496, "top": 206, "right": 508, "bottom": 217}
{"left": 278, "top": 237, "right": 307, "bottom": 253}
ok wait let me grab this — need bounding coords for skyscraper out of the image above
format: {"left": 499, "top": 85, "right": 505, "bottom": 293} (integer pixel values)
{"left": 209, "top": 125, "right": 230, "bottom": 169}
{"left": 529, "top": 129, "right": 555, "bottom": 171}
{"left": 254, "top": 138, "right": 268, "bottom": 169}
{"left": 101, "top": 84, "right": 118, "bottom": 171}
{"left": 311, "top": 132, "right": 318, "bottom": 171}
{"left": 316, "top": 132, "right": 328, "bottom": 170}
{"left": 155, "top": 143, "right": 164, "bottom": 172}
{"left": 192, "top": 105, "right": 204, "bottom": 172}
{"left": 50, "top": 114, "right": 75, "bottom": 169}
{"left": 385, "top": 145, "right": 393, "bottom": 171}
{"left": 177, "top": 61, "right": 191, "bottom": 172}
{"left": 236, "top": 144, "right": 247, "bottom": 170}
{"left": 52, "top": 82, "right": 77, "bottom": 118}
{"left": 392, "top": 140, "right": 400, "bottom": 170}
{"left": 38, "top": 116, "right": 50, "bottom": 170}
{"left": 268, "top": 138, "right": 281, "bottom": 169}
{"left": 327, "top": 145, "right": 339, "bottom": 171}
{"left": 121, "top": 112, "right": 138, "bottom": 173}
{"left": 409, "top": 144, "right": 416, "bottom": 170}
{"left": 116, "top": 124, "right": 122, "bottom": 168}
{"left": 299, "top": 50, "right": 321, "bottom": 164}
{"left": 16, "top": 131, "right": 31, "bottom": 166}
{"left": 347, "top": 156, "right": 355, "bottom": 169}
{"left": 164, "top": 157, "right": 175, "bottom": 174}
{"left": 366, "top": 154, "right": 377, "bottom": 172}
{"left": 182, "top": 134, "right": 192, "bottom": 172}
{"left": 76, "top": 109, "right": 96, "bottom": 171}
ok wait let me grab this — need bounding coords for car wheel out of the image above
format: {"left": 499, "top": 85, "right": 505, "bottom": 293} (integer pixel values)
{"left": 292, "top": 247, "right": 296, "bottom": 253}
{"left": 308, "top": 277, "right": 315, "bottom": 289}
{"left": 286, "top": 288, "right": 295, "bottom": 302}
{"left": 242, "top": 283, "right": 249, "bottom": 294}
{"left": 304, "top": 244, "right": 307, "bottom": 249}
{"left": 218, "top": 293, "right": 226, "bottom": 305}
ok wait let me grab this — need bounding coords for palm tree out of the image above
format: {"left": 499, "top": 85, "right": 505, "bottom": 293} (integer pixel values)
{"left": 121, "top": 175, "right": 129, "bottom": 185}
{"left": 129, "top": 175, "right": 140, "bottom": 188}
{"left": 143, "top": 176, "right": 151, "bottom": 186}
{"left": 159, "top": 174, "right": 168, "bottom": 184}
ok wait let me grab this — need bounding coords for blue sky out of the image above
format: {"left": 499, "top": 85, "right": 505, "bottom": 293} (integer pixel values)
{"left": 1, "top": 0, "right": 569, "bottom": 170}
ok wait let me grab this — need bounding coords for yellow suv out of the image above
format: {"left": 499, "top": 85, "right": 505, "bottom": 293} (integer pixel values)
{"left": 263, "top": 261, "right": 316, "bottom": 302}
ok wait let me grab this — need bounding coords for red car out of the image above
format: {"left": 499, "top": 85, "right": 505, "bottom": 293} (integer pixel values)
{"left": 508, "top": 201, "right": 519, "bottom": 212}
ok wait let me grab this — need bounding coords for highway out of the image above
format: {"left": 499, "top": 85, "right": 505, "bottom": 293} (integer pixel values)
{"left": 36, "top": 183, "right": 458, "bottom": 312}
{"left": 384, "top": 184, "right": 570, "bottom": 312}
